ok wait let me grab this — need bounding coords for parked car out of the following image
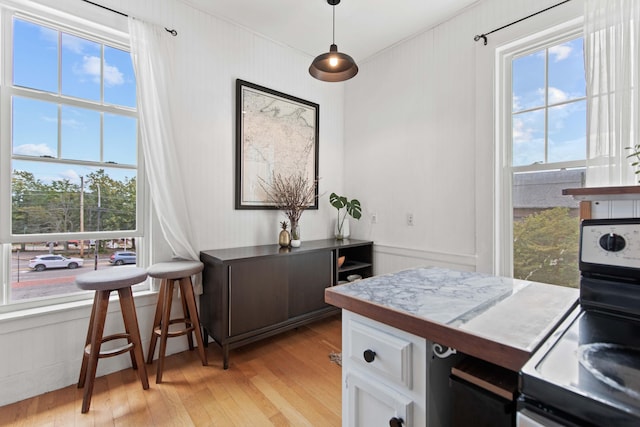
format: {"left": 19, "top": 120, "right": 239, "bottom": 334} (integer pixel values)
{"left": 109, "top": 251, "right": 137, "bottom": 266}
{"left": 29, "top": 255, "right": 84, "bottom": 271}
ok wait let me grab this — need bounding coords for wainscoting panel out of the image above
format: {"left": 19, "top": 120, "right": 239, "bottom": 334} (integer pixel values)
{"left": 373, "top": 244, "right": 477, "bottom": 277}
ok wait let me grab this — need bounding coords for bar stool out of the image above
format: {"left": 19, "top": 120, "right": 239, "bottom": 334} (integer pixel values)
{"left": 76, "top": 267, "right": 149, "bottom": 413}
{"left": 147, "top": 260, "right": 207, "bottom": 383}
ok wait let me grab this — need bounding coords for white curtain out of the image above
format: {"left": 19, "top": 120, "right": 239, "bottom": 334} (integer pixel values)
{"left": 128, "top": 18, "right": 202, "bottom": 293}
{"left": 584, "top": 0, "right": 640, "bottom": 187}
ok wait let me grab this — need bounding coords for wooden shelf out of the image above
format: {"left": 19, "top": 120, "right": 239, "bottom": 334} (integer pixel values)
{"left": 563, "top": 185, "right": 640, "bottom": 200}
{"left": 339, "top": 260, "right": 372, "bottom": 274}
{"left": 451, "top": 357, "right": 518, "bottom": 401}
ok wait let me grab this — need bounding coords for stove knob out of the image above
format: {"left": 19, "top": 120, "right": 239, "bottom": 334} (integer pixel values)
{"left": 599, "top": 233, "right": 626, "bottom": 252}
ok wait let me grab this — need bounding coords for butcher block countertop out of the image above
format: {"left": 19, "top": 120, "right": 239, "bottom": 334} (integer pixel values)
{"left": 325, "top": 267, "right": 578, "bottom": 372}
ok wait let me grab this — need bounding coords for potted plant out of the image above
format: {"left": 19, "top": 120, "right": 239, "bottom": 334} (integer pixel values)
{"left": 330, "top": 193, "right": 362, "bottom": 240}
{"left": 260, "top": 173, "right": 317, "bottom": 247}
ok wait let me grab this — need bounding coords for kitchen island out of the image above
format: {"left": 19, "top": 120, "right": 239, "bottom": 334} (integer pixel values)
{"left": 325, "top": 267, "right": 578, "bottom": 427}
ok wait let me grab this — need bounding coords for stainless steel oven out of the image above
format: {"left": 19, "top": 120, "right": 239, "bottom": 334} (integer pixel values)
{"left": 518, "top": 218, "right": 640, "bottom": 427}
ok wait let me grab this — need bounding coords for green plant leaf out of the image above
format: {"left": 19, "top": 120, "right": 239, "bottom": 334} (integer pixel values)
{"left": 329, "top": 192, "right": 347, "bottom": 210}
{"left": 346, "top": 199, "right": 362, "bottom": 220}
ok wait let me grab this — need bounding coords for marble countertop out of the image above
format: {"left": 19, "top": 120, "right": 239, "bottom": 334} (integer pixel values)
{"left": 325, "top": 267, "right": 578, "bottom": 371}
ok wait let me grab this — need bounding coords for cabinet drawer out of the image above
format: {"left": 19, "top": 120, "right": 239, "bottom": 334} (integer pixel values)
{"left": 346, "top": 373, "right": 413, "bottom": 427}
{"left": 348, "top": 319, "right": 413, "bottom": 389}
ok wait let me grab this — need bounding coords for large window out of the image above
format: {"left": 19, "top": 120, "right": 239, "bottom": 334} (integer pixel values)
{"left": 1, "top": 9, "right": 143, "bottom": 307}
{"left": 499, "top": 22, "right": 585, "bottom": 288}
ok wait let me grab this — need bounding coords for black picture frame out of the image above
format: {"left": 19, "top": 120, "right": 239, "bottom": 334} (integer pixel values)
{"left": 235, "top": 79, "right": 319, "bottom": 210}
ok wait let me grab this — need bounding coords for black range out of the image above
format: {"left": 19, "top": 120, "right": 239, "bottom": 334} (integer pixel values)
{"left": 518, "top": 218, "right": 640, "bottom": 427}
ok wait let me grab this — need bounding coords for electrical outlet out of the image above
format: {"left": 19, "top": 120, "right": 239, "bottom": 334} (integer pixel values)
{"left": 371, "top": 213, "right": 378, "bottom": 224}
{"left": 407, "top": 213, "right": 414, "bottom": 226}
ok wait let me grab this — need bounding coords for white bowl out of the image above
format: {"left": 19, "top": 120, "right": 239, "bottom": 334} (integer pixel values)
{"left": 347, "top": 274, "right": 362, "bottom": 282}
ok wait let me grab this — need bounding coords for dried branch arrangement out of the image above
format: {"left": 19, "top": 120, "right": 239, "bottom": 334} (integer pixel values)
{"left": 259, "top": 173, "right": 317, "bottom": 226}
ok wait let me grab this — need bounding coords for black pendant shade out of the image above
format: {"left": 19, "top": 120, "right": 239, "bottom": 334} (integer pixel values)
{"left": 309, "top": 0, "right": 358, "bottom": 82}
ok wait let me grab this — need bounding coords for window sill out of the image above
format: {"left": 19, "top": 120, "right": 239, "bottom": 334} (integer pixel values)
{"left": 0, "top": 290, "right": 158, "bottom": 334}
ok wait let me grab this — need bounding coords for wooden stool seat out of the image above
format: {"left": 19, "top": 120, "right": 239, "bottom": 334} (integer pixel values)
{"left": 147, "top": 260, "right": 207, "bottom": 383}
{"left": 76, "top": 267, "right": 149, "bottom": 413}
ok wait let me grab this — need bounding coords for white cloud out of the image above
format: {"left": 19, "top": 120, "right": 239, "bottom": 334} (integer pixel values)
{"left": 60, "top": 169, "right": 80, "bottom": 183}
{"left": 548, "top": 87, "right": 569, "bottom": 104}
{"left": 74, "top": 55, "right": 124, "bottom": 87}
{"left": 513, "top": 95, "right": 522, "bottom": 111}
{"left": 13, "top": 143, "right": 54, "bottom": 156}
{"left": 513, "top": 117, "right": 532, "bottom": 143}
{"left": 61, "top": 34, "right": 96, "bottom": 55}
{"left": 537, "top": 87, "right": 569, "bottom": 105}
{"left": 39, "top": 26, "right": 58, "bottom": 48}
{"left": 61, "top": 118, "right": 83, "bottom": 130}
{"left": 549, "top": 44, "right": 572, "bottom": 62}
{"left": 104, "top": 62, "right": 124, "bottom": 87}
{"left": 76, "top": 55, "right": 100, "bottom": 83}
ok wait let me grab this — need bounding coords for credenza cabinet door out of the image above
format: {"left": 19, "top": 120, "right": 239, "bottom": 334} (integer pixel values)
{"left": 228, "top": 257, "right": 288, "bottom": 336}
{"left": 288, "top": 251, "right": 333, "bottom": 318}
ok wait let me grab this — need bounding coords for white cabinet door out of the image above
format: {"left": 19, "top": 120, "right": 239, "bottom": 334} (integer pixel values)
{"left": 346, "top": 373, "right": 413, "bottom": 427}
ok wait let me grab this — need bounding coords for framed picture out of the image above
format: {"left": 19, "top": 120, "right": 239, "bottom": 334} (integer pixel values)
{"left": 235, "top": 79, "right": 319, "bottom": 209}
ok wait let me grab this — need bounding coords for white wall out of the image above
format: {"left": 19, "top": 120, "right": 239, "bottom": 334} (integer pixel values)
{"left": 0, "top": 0, "right": 588, "bottom": 407}
{"left": 345, "top": 0, "right": 584, "bottom": 276}
{"left": 0, "top": 0, "right": 345, "bottom": 406}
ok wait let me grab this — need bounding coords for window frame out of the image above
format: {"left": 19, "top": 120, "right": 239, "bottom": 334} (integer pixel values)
{"left": 0, "top": 3, "right": 149, "bottom": 311}
{"left": 495, "top": 18, "right": 585, "bottom": 278}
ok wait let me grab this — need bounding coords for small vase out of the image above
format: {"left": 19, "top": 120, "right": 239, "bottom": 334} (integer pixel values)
{"left": 290, "top": 222, "right": 301, "bottom": 247}
{"left": 335, "top": 217, "right": 350, "bottom": 240}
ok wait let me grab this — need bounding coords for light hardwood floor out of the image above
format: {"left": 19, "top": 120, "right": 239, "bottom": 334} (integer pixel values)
{"left": 0, "top": 314, "right": 342, "bottom": 426}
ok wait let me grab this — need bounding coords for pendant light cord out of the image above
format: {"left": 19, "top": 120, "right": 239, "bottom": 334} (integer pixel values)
{"left": 332, "top": 4, "right": 336, "bottom": 44}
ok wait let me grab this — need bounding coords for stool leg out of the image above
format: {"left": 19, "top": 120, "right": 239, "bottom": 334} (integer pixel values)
{"left": 121, "top": 300, "right": 138, "bottom": 371}
{"left": 118, "top": 287, "right": 149, "bottom": 391}
{"left": 147, "top": 280, "right": 166, "bottom": 364}
{"left": 81, "top": 289, "right": 110, "bottom": 414}
{"left": 180, "top": 277, "right": 208, "bottom": 366}
{"left": 179, "top": 284, "right": 194, "bottom": 351}
{"left": 156, "top": 278, "right": 175, "bottom": 383}
{"left": 78, "top": 291, "right": 99, "bottom": 388}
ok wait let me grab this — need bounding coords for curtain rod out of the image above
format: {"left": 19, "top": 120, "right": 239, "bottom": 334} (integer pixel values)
{"left": 474, "top": 0, "right": 571, "bottom": 45}
{"left": 81, "top": 0, "right": 178, "bottom": 36}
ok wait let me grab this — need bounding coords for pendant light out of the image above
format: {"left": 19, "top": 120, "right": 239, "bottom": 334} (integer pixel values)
{"left": 309, "top": 0, "right": 358, "bottom": 82}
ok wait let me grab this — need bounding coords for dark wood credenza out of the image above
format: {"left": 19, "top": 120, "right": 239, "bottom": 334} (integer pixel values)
{"left": 199, "top": 238, "right": 373, "bottom": 368}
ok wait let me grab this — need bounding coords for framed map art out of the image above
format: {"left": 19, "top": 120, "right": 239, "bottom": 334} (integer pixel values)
{"left": 235, "top": 79, "right": 319, "bottom": 209}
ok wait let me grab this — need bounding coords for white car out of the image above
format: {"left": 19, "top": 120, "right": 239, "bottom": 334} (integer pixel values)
{"left": 29, "top": 255, "right": 84, "bottom": 272}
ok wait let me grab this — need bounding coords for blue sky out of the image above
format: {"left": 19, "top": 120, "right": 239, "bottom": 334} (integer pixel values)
{"left": 11, "top": 17, "right": 137, "bottom": 185}
{"left": 512, "top": 37, "right": 586, "bottom": 167}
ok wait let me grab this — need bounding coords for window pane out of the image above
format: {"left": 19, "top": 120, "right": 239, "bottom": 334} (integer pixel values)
{"left": 513, "top": 109, "right": 545, "bottom": 166}
{"left": 11, "top": 238, "right": 137, "bottom": 302}
{"left": 12, "top": 97, "right": 58, "bottom": 157}
{"left": 512, "top": 50, "right": 545, "bottom": 112}
{"left": 104, "top": 114, "right": 137, "bottom": 165}
{"left": 61, "top": 106, "right": 100, "bottom": 161}
{"left": 13, "top": 18, "right": 58, "bottom": 92}
{"left": 548, "top": 100, "right": 587, "bottom": 163}
{"left": 548, "top": 38, "right": 586, "bottom": 102}
{"left": 61, "top": 33, "right": 101, "bottom": 101}
{"left": 512, "top": 170, "right": 582, "bottom": 288}
{"left": 12, "top": 160, "right": 136, "bottom": 234}
{"left": 104, "top": 46, "right": 136, "bottom": 107}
